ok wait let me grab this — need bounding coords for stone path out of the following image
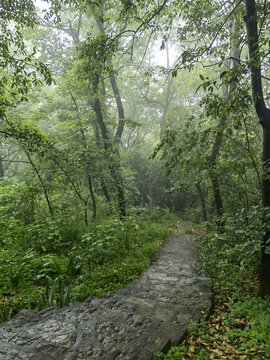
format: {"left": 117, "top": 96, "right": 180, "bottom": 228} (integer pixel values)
{"left": 0, "top": 234, "right": 212, "bottom": 360}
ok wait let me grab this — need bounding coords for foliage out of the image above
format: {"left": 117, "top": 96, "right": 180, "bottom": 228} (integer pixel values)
{"left": 0, "top": 0, "right": 53, "bottom": 115}
{"left": 158, "top": 209, "right": 270, "bottom": 359}
{"left": 158, "top": 294, "right": 270, "bottom": 359}
{"left": 0, "top": 212, "right": 177, "bottom": 321}
{"left": 36, "top": 276, "right": 73, "bottom": 311}
{"left": 199, "top": 206, "right": 268, "bottom": 293}
{"left": 225, "top": 298, "right": 270, "bottom": 357}
{"left": 79, "top": 33, "right": 119, "bottom": 77}
{"left": 0, "top": 0, "right": 269, "bottom": 358}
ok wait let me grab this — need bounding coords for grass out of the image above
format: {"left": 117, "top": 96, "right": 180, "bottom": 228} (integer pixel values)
{"left": 0, "top": 209, "right": 177, "bottom": 322}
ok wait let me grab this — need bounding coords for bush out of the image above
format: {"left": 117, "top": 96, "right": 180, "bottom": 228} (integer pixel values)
{"left": 0, "top": 212, "right": 177, "bottom": 322}
{"left": 199, "top": 206, "right": 267, "bottom": 292}
{"left": 225, "top": 297, "right": 270, "bottom": 357}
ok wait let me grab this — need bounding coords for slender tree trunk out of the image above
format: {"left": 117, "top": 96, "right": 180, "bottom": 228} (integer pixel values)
{"left": 209, "top": 163, "right": 223, "bottom": 217}
{"left": 160, "top": 39, "right": 172, "bottom": 138}
{"left": 87, "top": 174, "right": 96, "bottom": 221}
{"left": 0, "top": 143, "right": 4, "bottom": 178}
{"left": 101, "top": 178, "right": 111, "bottom": 204}
{"left": 105, "top": 70, "right": 127, "bottom": 216}
{"left": 112, "top": 165, "right": 126, "bottom": 218}
{"left": 0, "top": 157, "right": 4, "bottom": 178}
{"left": 245, "top": 0, "right": 270, "bottom": 296}
{"left": 259, "top": 123, "right": 270, "bottom": 297}
{"left": 68, "top": 87, "right": 97, "bottom": 221}
{"left": 207, "top": 110, "right": 227, "bottom": 217}
{"left": 84, "top": 199, "right": 89, "bottom": 226}
{"left": 93, "top": 77, "right": 109, "bottom": 147}
{"left": 208, "top": 12, "right": 240, "bottom": 217}
{"left": 94, "top": 16, "right": 126, "bottom": 141}
{"left": 93, "top": 122, "right": 112, "bottom": 204}
{"left": 92, "top": 77, "right": 126, "bottom": 218}
{"left": 243, "top": 168, "right": 250, "bottom": 211}
{"left": 78, "top": 129, "right": 97, "bottom": 222}
{"left": 25, "top": 150, "right": 53, "bottom": 216}
{"left": 54, "top": 157, "right": 90, "bottom": 226}
{"left": 107, "top": 65, "right": 125, "bottom": 141}
{"left": 243, "top": 116, "right": 262, "bottom": 189}
{"left": 195, "top": 182, "right": 208, "bottom": 221}
{"left": 92, "top": 9, "right": 127, "bottom": 218}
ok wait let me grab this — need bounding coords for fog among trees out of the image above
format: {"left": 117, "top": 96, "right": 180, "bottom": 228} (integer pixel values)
{"left": 1, "top": 1, "right": 270, "bottom": 357}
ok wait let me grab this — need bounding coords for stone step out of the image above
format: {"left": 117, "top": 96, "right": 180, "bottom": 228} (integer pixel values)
{"left": 0, "top": 234, "right": 212, "bottom": 360}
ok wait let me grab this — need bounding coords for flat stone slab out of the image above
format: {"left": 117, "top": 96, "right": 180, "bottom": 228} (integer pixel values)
{"left": 0, "top": 234, "right": 212, "bottom": 360}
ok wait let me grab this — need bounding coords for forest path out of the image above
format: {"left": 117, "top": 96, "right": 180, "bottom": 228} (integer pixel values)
{"left": 0, "top": 225, "right": 212, "bottom": 360}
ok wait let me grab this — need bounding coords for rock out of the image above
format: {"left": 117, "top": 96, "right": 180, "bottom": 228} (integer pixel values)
{"left": 0, "top": 234, "right": 212, "bottom": 360}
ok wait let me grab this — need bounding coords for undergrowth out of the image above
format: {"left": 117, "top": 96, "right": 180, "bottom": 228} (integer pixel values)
{"left": 158, "top": 205, "right": 270, "bottom": 359}
{"left": 0, "top": 208, "right": 177, "bottom": 322}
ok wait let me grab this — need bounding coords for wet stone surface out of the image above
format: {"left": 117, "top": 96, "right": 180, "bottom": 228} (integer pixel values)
{"left": 0, "top": 234, "right": 212, "bottom": 360}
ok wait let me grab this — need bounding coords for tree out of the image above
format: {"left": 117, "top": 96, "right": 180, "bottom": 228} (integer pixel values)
{"left": 244, "top": 0, "right": 270, "bottom": 297}
{"left": 167, "top": 0, "right": 270, "bottom": 295}
{"left": 0, "top": 0, "right": 52, "bottom": 115}
{"left": 207, "top": 22, "right": 241, "bottom": 218}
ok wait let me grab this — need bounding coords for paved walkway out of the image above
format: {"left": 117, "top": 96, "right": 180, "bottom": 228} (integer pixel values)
{"left": 0, "top": 234, "right": 212, "bottom": 360}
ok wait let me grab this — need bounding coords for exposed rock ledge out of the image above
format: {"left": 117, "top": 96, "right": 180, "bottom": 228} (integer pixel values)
{"left": 0, "top": 234, "right": 212, "bottom": 360}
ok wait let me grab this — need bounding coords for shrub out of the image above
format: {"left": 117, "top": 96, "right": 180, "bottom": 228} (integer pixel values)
{"left": 199, "top": 206, "right": 267, "bottom": 292}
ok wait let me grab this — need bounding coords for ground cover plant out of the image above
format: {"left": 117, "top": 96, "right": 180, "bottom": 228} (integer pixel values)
{"left": 0, "top": 209, "right": 177, "bottom": 322}
{"left": 158, "top": 209, "right": 270, "bottom": 359}
{"left": 1, "top": 1, "right": 270, "bottom": 358}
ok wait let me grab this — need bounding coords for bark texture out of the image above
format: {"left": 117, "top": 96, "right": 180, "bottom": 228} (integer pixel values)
{"left": 245, "top": 0, "right": 270, "bottom": 297}
{"left": 93, "top": 77, "right": 126, "bottom": 218}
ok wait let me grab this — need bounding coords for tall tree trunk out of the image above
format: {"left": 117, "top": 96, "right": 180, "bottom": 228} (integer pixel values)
{"left": 160, "top": 39, "right": 172, "bottom": 138}
{"left": 243, "top": 116, "right": 262, "bottom": 189}
{"left": 84, "top": 200, "right": 89, "bottom": 226}
{"left": 93, "top": 122, "right": 112, "bottom": 205}
{"left": 68, "top": 86, "right": 97, "bottom": 221}
{"left": 87, "top": 174, "right": 96, "bottom": 221}
{"left": 245, "top": 0, "right": 270, "bottom": 297}
{"left": 208, "top": 11, "right": 240, "bottom": 217}
{"left": 107, "top": 65, "right": 125, "bottom": 141}
{"left": 195, "top": 182, "right": 208, "bottom": 221}
{"left": 94, "top": 16, "right": 126, "bottom": 142}
{"left": 79, "top": 127, "right": 97, "bottom": 222}
{"left": 209, "top": 163, "right": 223, "bottom": 217}
{"left": 86, "top": 7, "right": 127, "bottom": 217}
{"left": 0, "top": 157, "right": 4, "bottom": 178}
{"left": 0, "top": 143, "right": 4, "bottom": 178}
{"left": 93, "top": 77, "right": 126, "bottom": 218}
{"left": 111, "top": 165, "right": 126, "bottom": 218}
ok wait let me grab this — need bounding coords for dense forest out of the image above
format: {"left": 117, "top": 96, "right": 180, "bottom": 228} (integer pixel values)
{"left": 1, "top": 0, "right": 270, "bottom": 358}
